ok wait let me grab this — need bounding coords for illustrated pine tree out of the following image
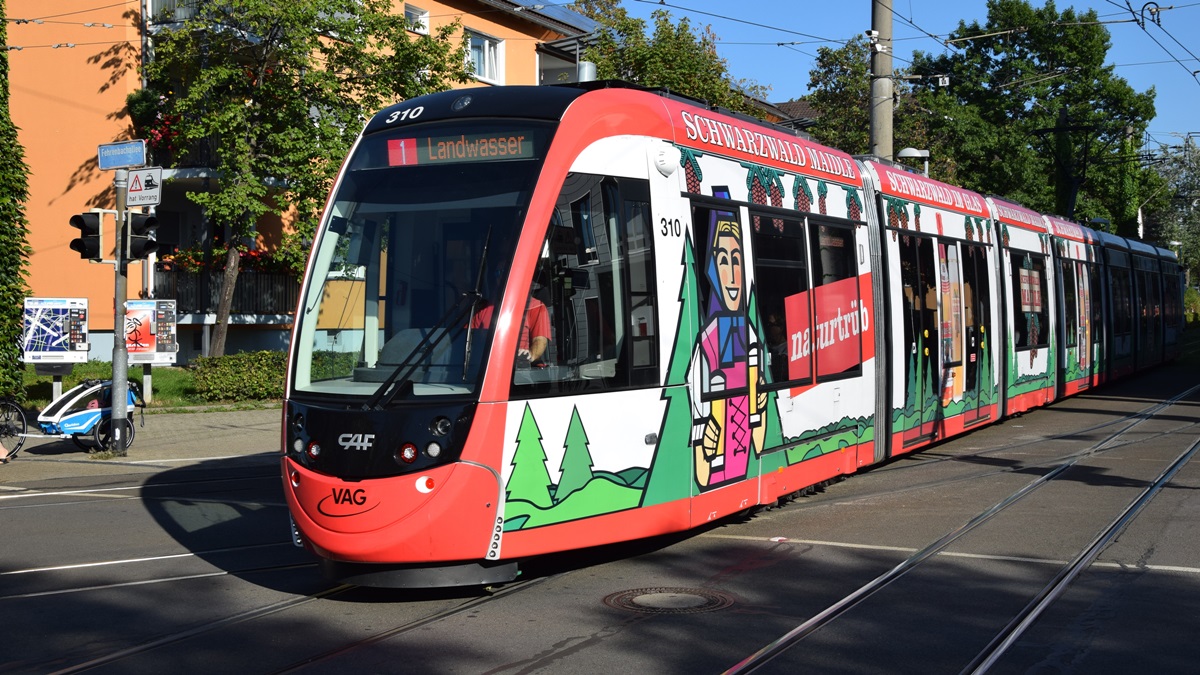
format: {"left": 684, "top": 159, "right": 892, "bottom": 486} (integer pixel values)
{"left": 556, "top": 406, "right": 595, "bottom": 503}
{"left": 507, "top": 404, "right": 555, "bottom": 509}
{"left": 643, "top": 236, "right": 701, "bottom": 506}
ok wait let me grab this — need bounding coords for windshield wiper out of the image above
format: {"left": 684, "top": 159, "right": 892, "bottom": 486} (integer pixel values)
{"left": 362, "top": 291, "right": 483, "bottom": 410}
{"left": 463, "top": 227, "right": 492, "bottom": 380}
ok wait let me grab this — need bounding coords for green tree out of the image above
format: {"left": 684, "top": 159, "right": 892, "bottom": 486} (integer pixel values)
{"left": 908, "top": 0, "right": 1156, "bottom": 222}
{"left": 138, "top": 0, "right": 471, "bottom": 356}
{"left": 803, "top": 36, "right": 872, "bottom": 154}
{"left": 556, "top": 406, "right": 594, "bottom": 502}
{"left": 571, "top": 0, "right": 766, "bottom": 116}
{"left": 1143, "top": 139, "right": 1200, "bottom": 284}
{"left": 802, "top": 37, "right": 935, "bottom": 173}
{"left": 0, "top": 1, "right": 32, "bottom": 400}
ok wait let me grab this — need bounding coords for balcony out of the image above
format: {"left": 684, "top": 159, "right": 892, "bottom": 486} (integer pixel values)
{"left": 154, "top": 268, "right": 299, "bottom": 316}
{"left": 147, "top": 0, "right": 200, "bottom": 23}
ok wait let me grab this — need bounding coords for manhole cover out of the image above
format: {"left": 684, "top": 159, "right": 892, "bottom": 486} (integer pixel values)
{"left": 603, "top": 587, "right": 735, "bottom": 614}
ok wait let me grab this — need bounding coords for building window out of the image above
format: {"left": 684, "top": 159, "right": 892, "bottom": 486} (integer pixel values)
{"left": 467, "top": 30, "right": 503, "bottom": 84}
{"left": 404, "top": 4, "right": 428, "bottom": 34}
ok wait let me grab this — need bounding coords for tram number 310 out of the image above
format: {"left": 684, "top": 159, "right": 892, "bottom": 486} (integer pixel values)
{"left": 660, "top": 217, "right": 683, "bottom": 237}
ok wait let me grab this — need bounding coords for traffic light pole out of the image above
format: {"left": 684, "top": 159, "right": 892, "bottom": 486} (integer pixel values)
{"left": 110, "top": 169, "right": 130, "bottom": 455}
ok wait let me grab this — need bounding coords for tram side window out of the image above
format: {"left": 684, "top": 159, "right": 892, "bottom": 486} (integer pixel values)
{"left": 1111, "top": 267, "right": 1133, "bottom": 337}
{"left": 939, "top": 243, "right": 964, "bottom": 365}
{"left": 1163, "top": 266, "right": 1182, "bottom": 328}
{"left": 809, "top": 221, "right": 863, "bottom": 379}
{"left": 1060, "top": 260, "right": 1078, "bottom": 348}
{"left": 1010, "top": 252, "right": 1049, "bottom": 349}
{"left": 748, "top": 214, "right": 811, "bottom": 386}
{"left": 510, "top": 173, "right": 658, "bottom": 397}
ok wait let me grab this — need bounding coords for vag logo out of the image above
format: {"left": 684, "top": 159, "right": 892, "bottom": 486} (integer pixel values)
{"left": 338, "top": 433, "right": 376, "bottom": 451}
{"left": 317, "top": 486, "right": 378, "bottom": 517}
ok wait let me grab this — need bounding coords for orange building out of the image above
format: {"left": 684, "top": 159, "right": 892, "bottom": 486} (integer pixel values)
{"left": 8, "top": 0, "right": 593, "bottom": 362}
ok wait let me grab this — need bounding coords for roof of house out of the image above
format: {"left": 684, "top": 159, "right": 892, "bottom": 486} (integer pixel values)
{"left": 774, "top": 99, "right": 819, "bottom": 121}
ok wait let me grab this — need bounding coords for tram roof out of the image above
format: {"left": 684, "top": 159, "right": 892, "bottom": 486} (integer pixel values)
{"left": 365, "top": 85, "right": 589, "bottom": 135}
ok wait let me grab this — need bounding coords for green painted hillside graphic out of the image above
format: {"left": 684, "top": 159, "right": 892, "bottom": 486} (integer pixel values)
{"left": 502, "top": 403, "right": 645, "bottom": 532}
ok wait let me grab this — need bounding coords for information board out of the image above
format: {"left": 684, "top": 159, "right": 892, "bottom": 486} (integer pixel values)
{"left": 125, "top": 299, "right": 180, "bottom": 364}
{"left": 23, "top": 298, "right": 89, "bottom": 363}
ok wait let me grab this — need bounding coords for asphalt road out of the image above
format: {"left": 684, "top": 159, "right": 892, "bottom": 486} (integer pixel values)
{"left": 2, "top": 368, "right": 1199, "bottom": 674}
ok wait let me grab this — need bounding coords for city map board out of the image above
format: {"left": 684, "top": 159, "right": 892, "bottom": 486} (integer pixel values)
{"left": 23, "top": 298, "right": 89, "bottom": 363}
{"left": 125, "top": 299, "right": 179, "bottom": 365}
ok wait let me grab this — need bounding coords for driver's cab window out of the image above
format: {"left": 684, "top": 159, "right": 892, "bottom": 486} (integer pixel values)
{"left": 511, "top": 173, "right": 659, "bottom": 396}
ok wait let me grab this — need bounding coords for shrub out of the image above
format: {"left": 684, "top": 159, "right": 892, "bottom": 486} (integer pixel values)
{"left": 192, "top": 350, "right": 285, "bottom": 401}
{"left": 1185, "top": 287, "right": 1199, "bottom": 324}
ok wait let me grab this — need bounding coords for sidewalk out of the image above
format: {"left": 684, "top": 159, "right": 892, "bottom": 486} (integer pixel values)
{"left": 1, "top": 407, "right": 283, "bottom": 483}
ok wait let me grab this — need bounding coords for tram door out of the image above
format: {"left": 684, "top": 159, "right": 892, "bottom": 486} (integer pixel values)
{"left": 899, "top": 235, "right": 939, "bottom": 445}
{"left": 961, "top": 243, "right": 991, "bottom": 425}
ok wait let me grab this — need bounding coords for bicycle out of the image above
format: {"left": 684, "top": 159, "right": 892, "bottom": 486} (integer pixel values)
{"left": 0, "top": 398, "right": 28, "bottom": 463}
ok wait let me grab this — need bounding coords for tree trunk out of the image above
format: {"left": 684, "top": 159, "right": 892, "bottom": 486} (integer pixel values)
{"left": 209, "top": 246, "right": 241, "bottom": 357}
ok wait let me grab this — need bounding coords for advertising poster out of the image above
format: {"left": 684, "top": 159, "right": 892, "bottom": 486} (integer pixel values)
{"left": 23, "top": 298, "right": 89, "bottom": 363}
{"left": 126, "top": 299, "right": 179, "bottom": 364}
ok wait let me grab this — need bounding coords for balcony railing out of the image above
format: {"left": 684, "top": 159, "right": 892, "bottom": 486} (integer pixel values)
{"left": 154, "top": 269, "right": 299, "bottom": 316}
{"left": 148, "top": 0, "right": 200, "bottom": 22}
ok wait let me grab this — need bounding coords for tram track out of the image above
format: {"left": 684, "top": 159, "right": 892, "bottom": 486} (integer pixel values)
{"left": 772, "top": 383, "right": 1200, "bottom": 513}
{"left": 724, "top": 387, "right": 1200, "bottom": 674}
{"left": 266, "top": 576, "right": 551, "bottom": 674}
{"left": 34, "top": 571, "right": 551, "bottom": 674}
{"left": 45, "top": 582, "right": 355, "bottom": 675}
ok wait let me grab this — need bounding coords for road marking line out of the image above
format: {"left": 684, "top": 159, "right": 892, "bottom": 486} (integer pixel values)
{"left": 0, "top": 542, "right": 293, "bottom": 576}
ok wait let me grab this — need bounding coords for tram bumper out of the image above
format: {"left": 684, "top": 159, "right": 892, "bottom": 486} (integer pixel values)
{"left": 283, "top": 458, "right": 502, "bottom": 565}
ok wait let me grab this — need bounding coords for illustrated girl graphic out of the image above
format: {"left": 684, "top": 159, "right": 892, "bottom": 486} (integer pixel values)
{"left": 689, "top": 212, "right": 766, "bottom": 489}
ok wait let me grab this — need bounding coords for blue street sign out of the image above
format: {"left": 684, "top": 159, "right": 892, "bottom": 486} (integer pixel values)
{"left": 97, "top": 140, "right": 147, "bottom": 171}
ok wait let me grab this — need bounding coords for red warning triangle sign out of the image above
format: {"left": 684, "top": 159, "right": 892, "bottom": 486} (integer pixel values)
{"left": 130, "top": 174, "right": 143, "bottom": 192}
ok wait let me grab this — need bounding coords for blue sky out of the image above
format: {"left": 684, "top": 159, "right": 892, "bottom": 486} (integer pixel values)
{"left": 620, "top": 0, "right": 1200, "bottom": 151}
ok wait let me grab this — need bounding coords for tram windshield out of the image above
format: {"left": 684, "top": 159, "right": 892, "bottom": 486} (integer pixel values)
{"left": 290, "top": 120, "right": 554, "bottom": 398}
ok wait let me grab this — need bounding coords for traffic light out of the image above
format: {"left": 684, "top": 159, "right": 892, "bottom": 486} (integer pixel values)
{"left": 126, "top": 212, "right": 158, "bottom": 260}
{"left": 69, "top": 212, "right": 103, "bottom": 261}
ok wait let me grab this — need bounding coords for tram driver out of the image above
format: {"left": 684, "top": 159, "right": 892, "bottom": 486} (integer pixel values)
{"left": 471, "top": 294, "right": 550, "bottom": 366}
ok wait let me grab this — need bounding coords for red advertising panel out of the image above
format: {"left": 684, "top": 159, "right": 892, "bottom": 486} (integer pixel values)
{"left": 783, "top": 292, "right": 812, "bottom": 381}
{"left": 781, "top": 276, "right": 866, "bottom": 381}
{"left": 814, "top": 276, "right": 863, "bottom": 378}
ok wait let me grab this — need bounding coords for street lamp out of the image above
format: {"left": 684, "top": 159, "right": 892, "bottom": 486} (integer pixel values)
{"left": 897, "top": 147, "right": 930, "bottom": 176}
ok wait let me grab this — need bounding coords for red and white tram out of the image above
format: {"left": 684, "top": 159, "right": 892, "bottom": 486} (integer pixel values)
{"left": 281, "top": 82, "right": 1184, "bottom": 587}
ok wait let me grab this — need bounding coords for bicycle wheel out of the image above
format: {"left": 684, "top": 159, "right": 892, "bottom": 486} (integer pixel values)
{"left": 0, "top": 400, "right": 27, "bottom": 460}
{"left": 94, "top": 415, "right": 135, "bottom": 453}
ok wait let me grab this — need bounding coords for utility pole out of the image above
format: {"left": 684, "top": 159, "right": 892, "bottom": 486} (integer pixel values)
{"left": 111, "top": 169, "right": 130, "bottom": 455}
{"left": 869, "top": 0, "right": 894, "bottom": 161}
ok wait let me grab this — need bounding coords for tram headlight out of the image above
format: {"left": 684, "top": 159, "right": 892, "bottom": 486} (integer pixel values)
{"left": 306, "top": 442, "right": 321, "bottom": 460}
{"left": 396, "top": 442, "right": 418, "bottom": 464}
{"left": 426, "top": 441, "right": 442, "bottom": 459}
{"left": 292, "top": 438, "right": 304, "bottom": 454}
{"left": 291, "top": 413, "right": 305, "bottom": 435}
{"left": 429, "top": 416, "right": 452, "bottom": 437}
